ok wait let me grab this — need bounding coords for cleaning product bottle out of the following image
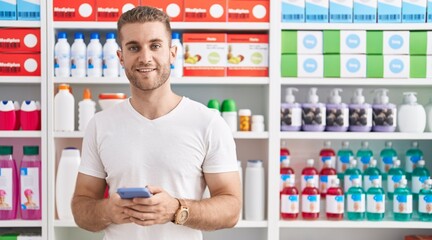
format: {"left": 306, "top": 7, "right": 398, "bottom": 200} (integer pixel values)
{"left": 70, "top": 32, "right": 87, "bottom": 77}
{"left": 0, "top": 101, "right": 16, "bottom": 130}
{"left": 366, "top": 178, "right": 385, "bottom": 221}
{"left": 325, "top": 88, "right": 348, "bottom": 132}
{"left": 54, "top": 32, "right": 70, "bottom": 77}
{"left": 372, "top": 88, "right": 396, "bottom": 132}
{"left": 319, "top": 141, "right": 336, "bottom": 170}
{"left": 412, "top": 160, "right": 430, "bottom": 201}
{"left": 244, "top": 160, "right": 265, "bottom": 221}
{"left": 54, "top": 84, "right": 75, "bottom": 132}
{"left": 56, "top": 147, "right": 81, "bottom": 220}
{"left": 425, "top": 97, "right": 432, "bottom": 132}
{"left": 302, "top": 87, "right": 326, "bottom": 132}
{"left": 379, "top": 141, "right": 398, "bottom": 176}
{"left": 20, "top": 100, "right": 40, "bottom": 131}
{"left": 78, "top": 88, "right": 96, "bottom": 132}
{"left": 0, "top": 146, "right": 18, "bottom": 220}
{"left": 319, "top": 157, "right": 337, "bottom": 197}
{"left": 405, "top": 141, "right": 423, "bottom": 180}
{"left": 280, "top": 178, "right": 299, "bottom": 220}
{"left": 356, "top": 141, "right": 374, "bottom": 172}
{"left": 281, "top": 87, "right": 302, "bottom": 131}
{"left": 20, "top": 146, "right": 41, "bottom": 220}
{"left": 393, "top": 176, "right": 412, "bottom": 221}
{"left": 103, "top": 32, "right": 120, "bottom": 77}
{"left": 170, "top": 32, "right": 183, "bottom": 78}
{"left": 363, "top": 159, "right": 382, "bottom": 192}
{"left": 301, "top": 159, "right": 319, "bottom": 192}
{"left": 349, "top": 88, "right": 372, "bottom": 132}
{"left": 280, "top": 143, "right": 295, "bottom": 192}
{"left": 397, "top": 92, "right": 426, "bottom": 133}
{"left": 87, "top": 32, "right": 103, "bottom": 77}
{"left": 326, "top": 178, "right": 344, "bottom": 220}
{"left": 301, "top": 178, "right": 320, "bottom": 220}
{"left": 346, "top": 178, "right": 365, "bottom": 220}
{"left": 344, "top": 159, "right": 362, "bottom": 193}
{"left": 337, "top": 141, "right": 354, "bottom": 178}
{"left": 418, "top": 178, "right": 432, "bottom": 222}
{"left": 387, "top": 159, "right": 405, "bottom": 200}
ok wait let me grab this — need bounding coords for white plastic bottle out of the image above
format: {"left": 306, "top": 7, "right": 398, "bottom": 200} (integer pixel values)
{"left": 425, "top": 97, "right": 432, "bottom": 132}
{"left": 56, "top": 147, "right": 81, "bottom": 220}
{"left": 103, "top": 32, "right": 120, "bottom": 77}
{"left": 54, "top": 32, "right": 70, "bottom": 77}
{"left": 78, "top": 88, "right": 96, "bottom": 132}
{"left": 170, "top": 32, "right": 183, "bottom": 78}
{"left": 87, "top": 33, "right": 103, "bottom": 77}
{"left": 397, "top": 92, "right": 426, "bottom": 133}
{"left": 54, "top": 84, "right": 75, "bottom": 132}
{"left": 70, "top": 32, "right": 87, "bottom": 77}
{"left": 244, "top": 160, "right": 265, "bottom": 221}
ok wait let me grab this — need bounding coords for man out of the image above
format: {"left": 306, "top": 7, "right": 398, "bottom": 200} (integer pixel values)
{"left": 71, "top": 6, "right": 242, "bottom": 240}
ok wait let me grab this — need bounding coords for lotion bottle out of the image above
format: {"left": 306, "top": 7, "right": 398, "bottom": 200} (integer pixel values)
{"left": 326, "top": 88, "right": 348, "bottom": 132}
{"left": 397, "top": 92, "right": 426, "bottom": 133}
{"left": 349, "top": 88, "right": 372, "bottom": 132}
{"left": 281, "top": 87, "right": 302, "bottom": 131}
{"left": 302, "top": 88, "right": 326, "bottom": 132}
{"left": 372, "top": 89, "right": 396, "bottom": 132}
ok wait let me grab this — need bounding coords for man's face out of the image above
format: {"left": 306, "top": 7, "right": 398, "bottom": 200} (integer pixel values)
{"left": 117, "top": 22, "right": 176, "bottom": 92}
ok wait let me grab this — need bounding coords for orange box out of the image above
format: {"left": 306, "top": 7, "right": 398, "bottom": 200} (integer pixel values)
{"left": 53, "top": 0, "right": 96, "bottom": 21}
{"left": 184, "top": 0, "right": 227, "bottom": 22}
{"left": 227, "top": 34, "right": 268, "bottom": 76}
{"left": 227, "top": 0, "right": 269, "bottom": 22}
{"left": 183, "top": 33, "right": 226, "bottom": 77}
{"left": 0, "top": 53, "right": 40, "bottom": 76}
{"left": 0, "top": 28, "right": 40, "bottom": 53}
{"left": 96, "top": 0, "right": 139, "bottom": 21}
{"left": 143, "top": 0, "right": 184, "bottom": 22}
{"left": 405, "top": 236, "right": 432, "bottom": 240}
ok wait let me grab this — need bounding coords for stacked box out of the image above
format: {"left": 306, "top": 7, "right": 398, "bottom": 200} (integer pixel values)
{"left": 377, "top": 0, "right": 401, "bottom": 23}
{"left": 0, "top": 53, "right": 41, "bottom": 76}
{"left": 366, "top": 55, "right": 409, "bottom": 78}
{"left": 401, "top": 0, "right": 426, "bottom": 22}
{"left": 53, "top": 0, "right": 96, "bottom": 21}
{"left": 409, "top": 31, "right": 432, "bottom": 78}
{"left": 0, "top": 0, "right": 16, "bottom": 20}
{"left": 323, "top": 30, "right": 366, "bottom": 54}
{"left": 17, "top": 0, "right": 40, "bottom": 20}
{"left": 428, "top": 0, "right": 432, "bottom": 22}
{"left": 281, "top": 31, "right": 323, "bottom": 54}
{"left": 281, "top": 54, "right": 323, "bottom": 77}
{"left": 329, "top": 0, "right": 353, "bottom": 23}
{"left": 96, "top": 0, "right": 138, "bottom": 21}
{"left": 353, "top": 0, "right": 377, "bottom": 23}
{"left": 305, "top": 0, "right": 329, "bottom": 22}
{"left": 0, "top": 28, "right": 41, "bottom": 53}
{"left": 367, "top": 31, "right": 409, "bottom": 55}
{"left": 184, "top": 0, "right": 227, "bottom": 22}
{"left": 324, "top": 54, "right": 366, "bottom": 77}
{"left": 144, "top": 0, "right": 184, "bottom": 22}
{"left": 281, "top": 0, "right": 305, "bottom": 22}
{"left": 227, "top": 0, "right": 269, "bottom": 22}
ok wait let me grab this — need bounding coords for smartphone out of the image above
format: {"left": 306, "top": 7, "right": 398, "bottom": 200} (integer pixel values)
{"left": 117, "top": 187, "right": 153, "bottom": 199}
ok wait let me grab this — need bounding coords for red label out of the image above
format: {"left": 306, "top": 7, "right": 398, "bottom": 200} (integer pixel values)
{"left": 53, "top": 0, "right": 96, "bottom": 21}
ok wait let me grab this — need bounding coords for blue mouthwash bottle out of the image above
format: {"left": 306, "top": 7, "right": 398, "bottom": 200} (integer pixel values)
{"left": 366, "top": 179, "right": 385, "bottom": 221}
{"left": 379, "top": 141, "right": 398, "bottom": 179}
{"left": 337, "top": 141, "right": 354, "bottom": 179}
{"left": 356, "top": 141, "right": 374, "bottom": 172}
{"left": 393, "top": 176, "right": 412, "bottom": 221}
{"left": 412, "top": 160, "right": 430, "bottom": 201}
{"left": 387, "top": 159, "right": 405, "bottom": 200}
{"left": 363, "top": 159, "right": 382, "bottom": 192}
{"left": 418, "top": 178, "right": 432, "bottom": 222}
{"left": 346, "top": 178, "right": 365, "bottom": 221}
{"left": 344, "top": 159, "right": 362, "bottom": 193}
{"left": 405, "top": 141, "right": 423, "bottom": 181}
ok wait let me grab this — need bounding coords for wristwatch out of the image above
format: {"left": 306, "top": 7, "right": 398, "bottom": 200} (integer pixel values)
{"left": 173, "top": 198, "right": 189, "bottom": 225}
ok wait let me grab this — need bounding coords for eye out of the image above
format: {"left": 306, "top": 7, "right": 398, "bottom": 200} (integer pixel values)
{"left": 151, "top": 44, "right": 161, "bottom": 50}
{"left": 128, "top": 46, "right": 139, "bottom": 52}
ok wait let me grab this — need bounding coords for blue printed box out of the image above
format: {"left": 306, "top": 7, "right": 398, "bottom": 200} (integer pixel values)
{"left": 401, "top": 0, "right": 426, "bottom": 22}
{"left": 354, "top": 0, "right": 377, "bottom": 22}
{"left": 282, "top": 0, "right": 305, "bottom": 22}
{"left": 428, "top": 0, "right": 432, "bottom": 22}
{"left": 378, "top": 0, "right": 401, "bottom": 22}
{"left": 17, "top": 0, "right": 40, "bottom": 20}
{"left": 330, "top": 0, "right": 353, "bottom": 23}
{"left": 0, "top": 0, "right": 17, "bottom": 20}
{"left": 306, "top": 0, "right": 329, "bottom": 22}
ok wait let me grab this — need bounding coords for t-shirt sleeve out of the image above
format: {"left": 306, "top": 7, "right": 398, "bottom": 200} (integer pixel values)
{"left": 203, "top": 114, "right": 238, "bottom": 173}
{"left": 79, "top": 117, "right": 107, "bottom": 179}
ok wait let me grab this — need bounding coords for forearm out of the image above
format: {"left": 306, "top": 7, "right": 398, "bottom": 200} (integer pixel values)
{"left": 71, "top": 195, "right": 112, "bottom": 232}
{"left": 184, "top": 194, "right": 241, "bottom": 231}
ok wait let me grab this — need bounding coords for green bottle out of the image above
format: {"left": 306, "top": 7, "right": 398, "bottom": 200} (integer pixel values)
{"left": 393, "top": 177, "right": 412, "bottom": 221}
{"left": 379, "top": 141, "right": 397, "bottom": 179}
{"left": 337, "top": 141, "right": 354, "bottom": 179}
{"left": 363, "top": 159, "right": 382, "bottom": 192}
{"left": 418, "top": 178, "right": 432, "bottom": 222}
{"left": 405, "top": 141, "right": 423, "bottom": 181}
{"left": 387, "top": 159, "right": 405, "bottom": 200}
{"left": 412, "top": 160, "right": 430, "bottom": 201}
{"left": 366, "top": 179, "right": 385, "bottom": 221}
{"left": 356, "top": 141, "right": 374, "bottom": 172}
{"left": 346, "top": 178, "right": 365, "bottom": 220}
{"left": 344, "top": 159, "right": 362, "bottom": 193}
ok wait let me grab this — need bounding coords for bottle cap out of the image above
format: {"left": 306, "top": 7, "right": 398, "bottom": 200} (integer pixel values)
{"left": 90, "top": 32, "right": 100, "bottom": 40}
{"left": 281, "top": 158, "right": 290, "bottom": 167}
{"left": 370, "top": 159, "right": 377, "bottom": 167}
{"left": 307, "top": 88, "right": 319, "bottom": 104}
{"left": 58, "top": 83, "right": 70, "bottom": 91}
{"left": 74, "top": 32, "right": 84, "bottom": 40}
{"left": 221, "top": 99, "right": 237, "bottom": 112}
{"left": 372, "top": 178, "right": 381, "bottom": 187}
{"left": 350, "top": 159, "right": 357, "bottom": 167}
{"left": 23, "top": 146, "right": 39, "bottom": 155}
{"left": 306, "top": 158, "right": 314, "bottom": 166}
{"left": 239, "top": 109, "right": 252, "bottom": 116}
{"left": 327, "top": 88, "right": 342, "bottom": 104}
{"left": 373, "top": 88, "right": 390, "bottom": 104}
{"left": 207, "top": 99, "right": 220, "bottom": 111}
{"left": 252, "top": 115, "right": 264, "bottom": 123}
{"left": 106, "top": 32, "right": 116, "bottom": 39}
{"left": 172, "top": 32, "right": 181, "bottom": 40}
{"left": 98, "top": 93, "right": 127, "bottom": 99}
{"left": 403, "top": 92, "right": 418, "bottom": 104}
{"left": 352, "top": 178, "right": 360, "bottom": 186}
{"left": 61, "top": 147, "right": 81, "bottom": 158}
{"left": 247, "top": 160, "right": 263, "bottom": 168}
{"left": 331, "top": 178, "right": 340, "bottom": 186}
{"left": 342, "top": 141, "right": 349, "bottom": 148}
{"left": 0, "top": 146, "right": 13, "bottom": 155}
{"left": 83, "top": 88, "right": 92, "bottom": 100}
{"left": 417, "top": 160, "right": 425, "bottom": 167}
{"left": 351, "top": 88, "right": 365, "bottom": 104}
{"left": 323, "top": 141, "right": 331, "bottom": 148}
{"left": 411, "top": 141, "right": 419, "bottom": 148}
{"left": 285, "top": 87, "right": 298, "bottom": 104}
{"left": 385, "top": 141, "right": 393, "bottom": 148}
{"left": 58, "top": 32, "right": 67, "bottom": 39}
{"left": 13, "top": 101, "right": 20, "bottom": 110}
{"left": 394, "top": 159, "right": 400, "bottom": 167}
{"left": 361, "top": 141, "right": 369, "bottom": 148}
{"left": 399, "top": 178, "right": 407, "bottom": 187}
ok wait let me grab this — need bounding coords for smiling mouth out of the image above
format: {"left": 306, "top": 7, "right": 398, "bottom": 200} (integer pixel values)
{"left": 136, "top": 68, "right": 156, "bottom": 73}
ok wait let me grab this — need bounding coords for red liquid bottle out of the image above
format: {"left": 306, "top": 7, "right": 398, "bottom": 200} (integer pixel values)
{"left": 280, "top": 178, "right": 299, "bottom": 220}
{"left": 301, "top": 178, "right": 320, "bottom": 220}
{"left": 301, "top": 159, "right": 319, "bottom": 192}
{"left": 319, "top": 141, "right": 336, "bottom": 170}
{"left": 319, "top": 158, "right": 337, "bottom": 198}
{"left": 280, "top": 144, "right": 294, "bottom": 193}
{"left": 326, "top": 178, "right": 344, "bottom": 220}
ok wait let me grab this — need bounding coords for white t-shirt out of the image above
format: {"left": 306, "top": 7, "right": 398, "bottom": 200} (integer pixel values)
{"left": 79, "top": 97, "right": 238, "bottom": 240}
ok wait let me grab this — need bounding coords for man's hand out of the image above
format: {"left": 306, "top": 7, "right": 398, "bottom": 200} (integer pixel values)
{"left": 104, "top": 193, "right": 136, "bottom": 225}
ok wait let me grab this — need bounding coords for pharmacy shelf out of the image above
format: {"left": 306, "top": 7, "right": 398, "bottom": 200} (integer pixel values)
{"left": 53, "top": 77, "right": 270, "bottom": 85}
{"left": 279, "top": 220, "right": 432, "bottom": 229}
{"left": 281, "top": 23, "right": 432, "bottom": 31}
{"left": 281, "top": 78, "right": 432, "bottom": 86}
{"left": 0, "top": 77, "right": 41, "bottom": 84}
{"left": 0, "top": 220, "right": 43, "bottom": 227}
{"left": 0, "top": 20, "right": 40, "bottom": 28}
{"left": 280, "top": 132, "right": 432, "bottom": 140}
{"left": 53, "top": 22, "right": 270, "bottom": 31}
{"left": 0, "top": 131, "right": 42, "bottom": 138}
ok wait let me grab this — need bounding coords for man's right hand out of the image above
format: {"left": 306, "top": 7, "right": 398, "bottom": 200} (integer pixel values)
{"left": 104, "top": 193, "right": 136, "bottom": 225}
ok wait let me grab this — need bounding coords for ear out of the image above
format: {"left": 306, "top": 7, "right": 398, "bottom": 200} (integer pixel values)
{"left": 170, "top": 45, "right": 177, "bottom": 65}
{"left": 117, "top": 49, "right": 124, "bottom": 66}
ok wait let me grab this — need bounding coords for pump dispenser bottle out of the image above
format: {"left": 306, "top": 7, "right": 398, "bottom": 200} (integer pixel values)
{"left": 372, "top": 88, "right": 396, "bottom": 132}
{"left": 302, "top": 88, "right": 326, "bottom": 131}
{"left": 281, "top": 88, "right": 302, "bottom": 131}
{"left": 326, "top": 88, "right": 348, "bottom": 132}
{"left": 398, "top": 92, "right": 426, "bottom": 133}
{"left": 349, "top": 88, "right": 372, "bottom": 132}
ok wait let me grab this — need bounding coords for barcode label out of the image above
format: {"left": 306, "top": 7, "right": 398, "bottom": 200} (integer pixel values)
{"left": 185, "top": 12, "right": 207, "bottom": 18}
{"left": 98, "top": 12, "right": 119, "bottom": 18}
{"left": 54, "top": 12, "right": 75, "bottom": 18}
{"left": 0, "top": 11, "right": 16, "bottom": 18}
{"left": 306, "top": 15, "right": 328, "bottom": 21}
{"left": 0, "top": 42, "right": 20, "bottom": 49}
{"left": 428, "top": 14, "right": 432, "bottom": 20}
{"left": 282, "top": 14, "right": 304, "bottom": 21}
{"left": 0, "top": 67, "right": 20, "bottom": 73}
{"left": 330, "top": 14, "right": 352, "bottom": 21}
{"left": 379, "top": 14, "right": 400, "bottom": 21}
{"left": 18, "top": 11, "right": 40, "bottom": 18}
{"left": 354, "top": 15, "right": 375, "bottom": 21}
{"left": 228, "top": 13, "right": 250, "bottom": 19}
{"left": 402, "top": 14, "right": 425, "bottom": 21}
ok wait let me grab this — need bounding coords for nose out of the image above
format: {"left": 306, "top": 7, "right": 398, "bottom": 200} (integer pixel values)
{"left": 137, "top": 48, "right": 152, "bottom": 64}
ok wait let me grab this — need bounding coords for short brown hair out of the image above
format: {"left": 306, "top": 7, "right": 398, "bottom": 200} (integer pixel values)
{"left": 117, "top": 6, "right": 172, "bottom": 43}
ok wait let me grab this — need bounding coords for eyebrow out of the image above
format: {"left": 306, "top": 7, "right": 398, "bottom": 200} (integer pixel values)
{"left": 124, "top": 38, "right": 164, "bottom": 46}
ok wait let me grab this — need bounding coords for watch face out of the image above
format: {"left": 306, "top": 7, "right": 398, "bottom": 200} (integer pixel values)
{"left": 177, "top": 208, "right": 189, "bottom": 224}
